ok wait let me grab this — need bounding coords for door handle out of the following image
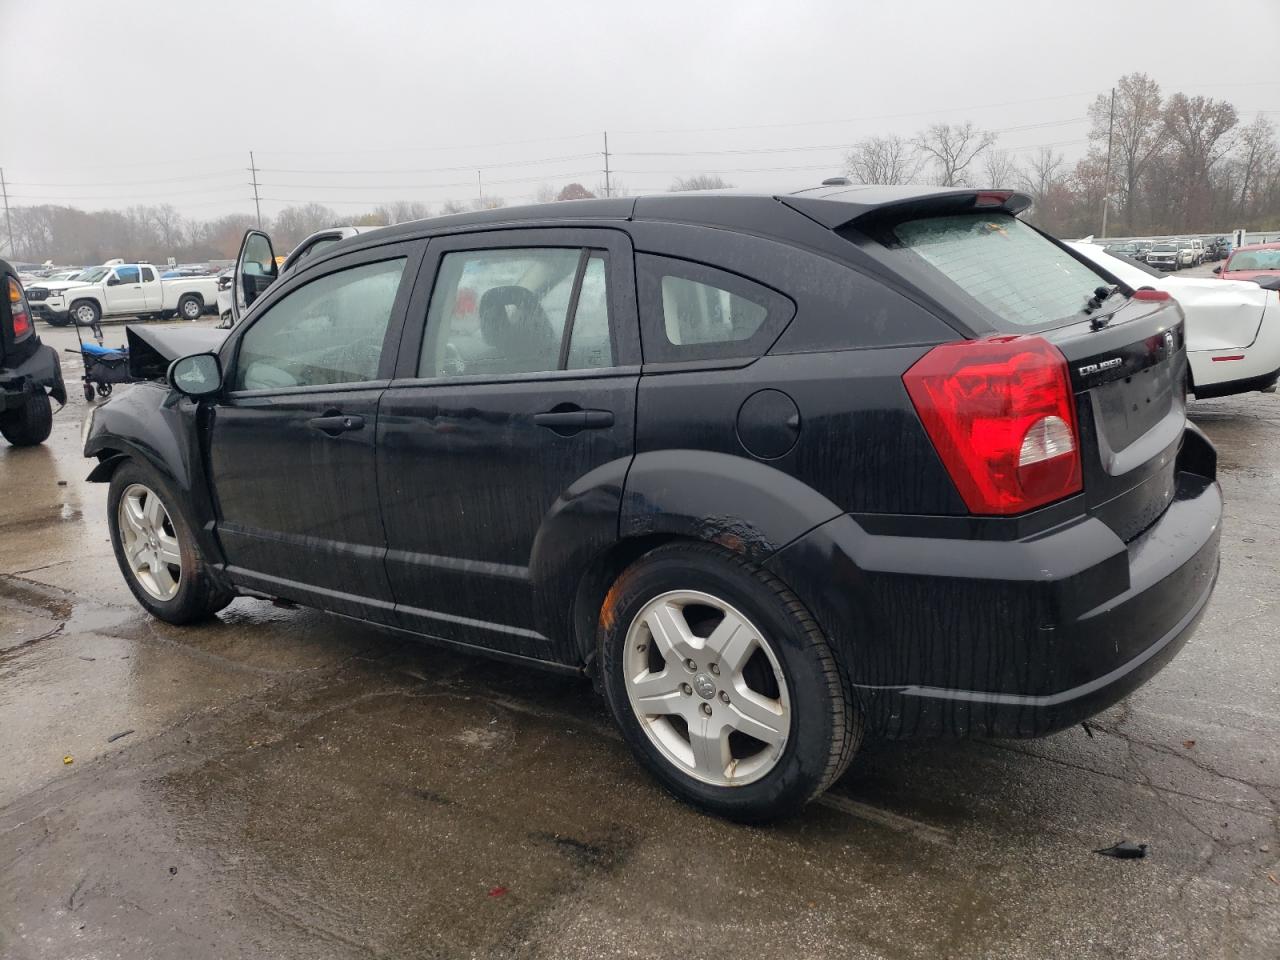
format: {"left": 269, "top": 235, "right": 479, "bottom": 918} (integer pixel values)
{"left": 532, "top": 407, "right": 614, "bottom": 432}
{"left": 307, "top": 413, "right": 365, "bottom": 436}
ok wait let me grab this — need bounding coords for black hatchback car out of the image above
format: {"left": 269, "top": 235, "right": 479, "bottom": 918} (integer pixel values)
{"left": 84, "top": 186, "right": 1222, "bottom": 820}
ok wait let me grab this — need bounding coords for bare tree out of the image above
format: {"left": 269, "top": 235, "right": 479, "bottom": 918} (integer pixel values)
{"left": 844, "top": 135, "right": 922, "bottom": 185}
{"left": 439, "top": 199, "right": 468, "bottom": 216}
{"left": 981, "top": 149, "right": 1021, "bottom": 188}
{"left": 1162, "top": 93, "right": 1239, "bottom": 227}
{"left": 914, "top": 122, "right": 996, "bottom": 186}
{"left": 271, "top": 203, "right": 339, "bottom": 250}
{"left": 533, "top": 183, "right": 559, "bottom": 204}
{"left": 469, "top": 196, "right": 506, "bottom": 211}
{"left": 1233, "top": 114, "right": 1278, "bottom": 219}
{"left": 593, "top": 178, "right": 631, "bottom": 197}
{"left": 377, "top": 200, "right": 431, "bottom": 224}
{"left": 669, "top": 174, "right": 733, "bottom": 192}
{"left": 1088, "top": 73, "right": 1168, "bottom": 233}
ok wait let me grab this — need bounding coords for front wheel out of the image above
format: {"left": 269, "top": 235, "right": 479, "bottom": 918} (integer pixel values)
{"left": 0, "top": 390, "right": 53, "bottom": 446}
{"left": 71, "top": 299, "right": 101, "bottom": 328}
{"left": 599, "top": 542, "right": 861, "bottom": 822}
{"left": 107, "top": 460, "right": 233, "bottom": 623}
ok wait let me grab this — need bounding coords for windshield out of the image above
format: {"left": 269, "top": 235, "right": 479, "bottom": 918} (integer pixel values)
{"left": 1151, "top": 244, "right": 1176, "bottom": 253}
{"left": 886, "top": 213, "right": 1106, "bottom": 329}
{"left": 77, "top": 267, "right": 110, "bottom": 282}
{"left": 1227, "top": 249, "right": 1280, "bottom": 272}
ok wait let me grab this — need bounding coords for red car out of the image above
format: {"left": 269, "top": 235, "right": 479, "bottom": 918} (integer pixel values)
{"left": 1216, "top": 241, "right": 1280, "bottom": 282}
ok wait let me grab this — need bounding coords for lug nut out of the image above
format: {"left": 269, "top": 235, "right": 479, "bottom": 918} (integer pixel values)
{"left": 685, "top": 658, "right": 698, "bottom": 672}
{"left": 700, "top": 703, "right": 713, "bottom": 716}
{"left": 709, "top": 663, "right": 720, "bottom": 676}
{"left": 681, "top": 683, "right": 693, "bottom": 696}
{"left": 719, "top": 691, "right": 730, "bottom": 703}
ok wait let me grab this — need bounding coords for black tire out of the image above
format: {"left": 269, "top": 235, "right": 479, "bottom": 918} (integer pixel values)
{"left": 107, "top": 459, "right": 233, "bottom": 624}
{"left": 70, "top": 299, "right": 101, "bottom": 328}
{"left": 0, "top": 390, "right": 53, "bottom": 446}
{"left": 83, "top": 382, "right": 95, "bottom": 403}
{"left": 178, "top": 295, "right": 203, "bottom": 321}
{"left": 598, "top": 542, "right": 862, "bottom": 822}
{"left": 96, "top": 383, "right": 113, "bottom": 398}
{"left": 46, "top": 315, "right": 70, "bottom": 327}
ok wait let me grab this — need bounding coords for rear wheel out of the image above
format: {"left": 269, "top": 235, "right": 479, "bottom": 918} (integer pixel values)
{"left": 178, "top": 295, "right": 203, "bottom": 321}
{"left": 0, "top": 390, "right": 53, "bottom": 446}
{"left": 107, "top": 460, "right": 233, "bottom": 623}
{"left": 599, "top": 542, "right": 861, "bottom": 822}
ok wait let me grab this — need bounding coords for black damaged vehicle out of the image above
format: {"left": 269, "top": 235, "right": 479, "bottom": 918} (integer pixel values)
{"left": 1, "top": 259, "right": 66, "bottom": 446}
{"left": 83, "top": 187, "right": 1222, "bottom": 820}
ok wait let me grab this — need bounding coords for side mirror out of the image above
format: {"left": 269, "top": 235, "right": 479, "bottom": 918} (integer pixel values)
{"left": 1212, "top": 266, "right": 1222, "bottom": 275}
{"left": 106, "top": 274, "right": 121, "bottom": 286}
{"left": 168, "top": 353, "right": 223, "bottom": 398}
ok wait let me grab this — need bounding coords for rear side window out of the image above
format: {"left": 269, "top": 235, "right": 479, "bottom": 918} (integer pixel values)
{"left": 418, "top": 247, "right": 614, "bottom": 378}
{"left": 889, "top": 213, "right": 1104, "bottom": 330}
{"left": 140, "top": 267, "right": 156, "bottom": 282}
{"left": 636, "top": 254, "right": 793, "bottom": 363}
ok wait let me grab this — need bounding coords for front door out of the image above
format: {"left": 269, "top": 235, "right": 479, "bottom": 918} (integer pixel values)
{"left": 208, "top": 241, "right": 423, "bottom": 621}
{"left": 378, "top": 228, "right": 640, "bottom": 658}
{"left": 103, "top": 265, "right": 147, "bottom": 315}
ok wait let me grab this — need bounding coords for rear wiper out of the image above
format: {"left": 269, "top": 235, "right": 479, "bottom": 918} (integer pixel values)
{"left": 1084, "top": 285, "right": 1119, "bottom": 329}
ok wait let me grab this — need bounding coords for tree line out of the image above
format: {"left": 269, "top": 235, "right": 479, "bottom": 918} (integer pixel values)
{"left": 841, "top": 73, "right": 1278, "bottom": 239}
{"left": 5, "top": 73, "right": 1276, "bottom": 265}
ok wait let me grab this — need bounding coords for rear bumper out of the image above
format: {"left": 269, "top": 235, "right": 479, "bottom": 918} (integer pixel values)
{"left": 0, "top": 343, "right": 67, "bottom": 409}
{"left": 766, "top": 425, "right": 1222, "bottom": 739}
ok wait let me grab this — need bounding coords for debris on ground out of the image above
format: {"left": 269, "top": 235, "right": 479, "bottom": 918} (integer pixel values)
{"left": 62, "top": 755, "right": 73, "bottom": 765}
{"left": 488, "top": 886, "right": 508, "bottom": 898}
{"left": 1082, "top": 721, "right": 1095, "bottom": 739}
{"left": 106, "top": 730, "right": 135, "bottom": 743}
{"left": 1183, "top": 740, "right": 1196, "bottom": 749}
{"left": 1096, "top": 841, "right": 1148, "bottom": 859}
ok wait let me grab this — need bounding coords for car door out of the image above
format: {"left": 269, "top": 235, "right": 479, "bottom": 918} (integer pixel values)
{"left": 378, "top": 228, "right": 640, "bottom": 659}
{"left": 138, "top": 265, "right": 163, "bottom": 311}
{"left": 104, "top": 265, "right": 147, "bottom": 315}
{"left": 232, "top": 230, "right": 280, "bottom": 324}
{"left": 208, "top": 239, "right": 425, "bottom": 622}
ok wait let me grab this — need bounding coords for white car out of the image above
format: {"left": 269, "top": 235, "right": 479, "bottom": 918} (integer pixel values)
{"left": 1070, "top": 241, "right": 1279, "bottom": 399}
{"left": 38, "top": 263, "right": 220, "bottom": 328}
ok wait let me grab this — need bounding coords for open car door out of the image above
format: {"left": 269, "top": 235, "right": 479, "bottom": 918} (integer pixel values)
{"left": 232, "top": 229, "right": 278, "bottom": 324}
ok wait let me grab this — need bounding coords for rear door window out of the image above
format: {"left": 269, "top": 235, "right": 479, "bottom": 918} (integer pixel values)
{"left": 886, "top": 213, "right": 1106, "bottom": 330}
{"left": 636, "top": 254, "right": 794, "bottom": 363}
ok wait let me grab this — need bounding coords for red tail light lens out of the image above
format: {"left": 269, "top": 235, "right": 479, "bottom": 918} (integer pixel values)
{"left": 8, "top": 278, "right": 32, "bottom": 340}
{"left": 1132, "top": 288, "right": 1171, "bottom": 302}
{"left": 903, "top": 336, "right": 1082, "bottom": 515}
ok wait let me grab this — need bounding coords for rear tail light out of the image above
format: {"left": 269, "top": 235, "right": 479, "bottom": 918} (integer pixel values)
{"left": 1132, "top": 288, "right": 1171, "bottom": 302}
{"left": 8, "top": 278, "right": 32, "bottom": 341}
{"left": 903, "top": 336, "right": 1082, "bottom": 515}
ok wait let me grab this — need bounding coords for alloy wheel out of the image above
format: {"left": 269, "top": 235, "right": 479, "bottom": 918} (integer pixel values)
{"left": 623, "top": 590, "right": 790, "bottom": 786}
{"left": 117, "top": 483, "right": 183, "bottom": 600}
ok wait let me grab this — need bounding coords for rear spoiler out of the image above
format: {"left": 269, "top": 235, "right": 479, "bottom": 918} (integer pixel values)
{"left": 781, "top": 189, "right": 1034, "bottom": 231}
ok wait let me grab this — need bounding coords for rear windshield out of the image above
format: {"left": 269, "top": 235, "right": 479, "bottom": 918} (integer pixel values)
{"left": 888, "top": 213, "right": 1105, "bottom": 329}
{"left": 1228, "top": 249, "right": 1280, "bottom": 271}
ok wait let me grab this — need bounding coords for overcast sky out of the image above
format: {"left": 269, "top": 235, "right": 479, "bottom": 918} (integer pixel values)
{"left": 2, "top": 0, "right": 1278, "bottom": 220}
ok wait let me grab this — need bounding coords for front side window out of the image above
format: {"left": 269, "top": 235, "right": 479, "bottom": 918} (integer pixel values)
{"left": 889, "top": 213, "right": 1106, "bottom": 330}
{"left": 114, "top": 266, "right": 140, "bottom": 284}
{"left": 418, "top": 247, "right": 613, "bottom": 378}
{"left": 233, "top": 258, "right": 406, "bottom": 391}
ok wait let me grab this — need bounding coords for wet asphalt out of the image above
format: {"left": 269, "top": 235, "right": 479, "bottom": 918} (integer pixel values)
{"left": 1, "top": 315, "right": 1277, "bottom": 960}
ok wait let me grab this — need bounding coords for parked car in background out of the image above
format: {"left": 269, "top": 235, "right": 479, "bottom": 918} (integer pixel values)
{"left": 1132, "top": 240, "right": 1153, "bottom": 262}
{"left": 0, "top": 260, "right": 66, "bottom": 446}
{"left": 216, "top": 269, "right": 233, "bottom": 325}
{"left": 1146, "top": 242, "right": 1182, "bottom": 271}
{"left": 33, "top": 263, "right": 219, "bottom": 328}
{"left": 1071, "top": 241, "right": 1280, "bottom": 399}
{"left": 84, "top": 186, "right": 1222, "bottom": 821}
{"left": 1103, "top": 241, "right": 1139, "bottom": 260}
{"left": 1215, "top": 242, "right": 1280, "bottom": 283}
{"left": 1188, "top": 238, "right": 1206, "bottom": 265}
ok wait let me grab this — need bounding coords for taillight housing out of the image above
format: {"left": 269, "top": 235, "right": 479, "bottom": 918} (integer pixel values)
{"left": 8, "top": 277, "right": 33, "bottom": 341}
{"left": 903, "top": 335, "right": 1082, "bottom": 515}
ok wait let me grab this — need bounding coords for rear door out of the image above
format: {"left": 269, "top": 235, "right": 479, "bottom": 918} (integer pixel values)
{"left": 209, "top": 240, "right": 424, "bottom": 621}
{"left": 377, "top": 228, "right": 640, "bottom": 657}
{"left": 139, "top": 265, "right": 163, "bottom": 311}
{"left": 103, "top": 265, "right": 147, "bottom": 316}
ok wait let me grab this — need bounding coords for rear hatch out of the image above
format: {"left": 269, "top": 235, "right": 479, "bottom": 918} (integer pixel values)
{"left": 837, "top": 198, "right": 1186, "bottom": 541}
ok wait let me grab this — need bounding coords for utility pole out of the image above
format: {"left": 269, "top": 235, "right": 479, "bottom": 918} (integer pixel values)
{"left": 249, "top": 151, "right": 263, "bottom": 228}
{"left": 1100, "top": 86, "right": 1115, "bottom": 239}
{"left": 603, "top": 131, "right": 612, "bottom": 198}
{"left": 0, "top": 167, "right": 14, "bottom": 259}
{"left": 477, "top": 170, "right": 483, "bottom": 206}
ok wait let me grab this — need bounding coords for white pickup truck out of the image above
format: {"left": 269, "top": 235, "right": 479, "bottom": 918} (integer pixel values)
{"left": 28, "top": 262, "right": 219, "bottom": 327}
